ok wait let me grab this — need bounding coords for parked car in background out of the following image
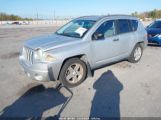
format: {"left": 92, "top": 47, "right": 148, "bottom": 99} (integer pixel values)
{"left": 146, "top": 20, "right": 161, "bottom": 45}
{"left": 12, "top": 21, "right": 21, "bottom": 25}
{"left": 19, "top": 15, "right": 147, "bottom": 88}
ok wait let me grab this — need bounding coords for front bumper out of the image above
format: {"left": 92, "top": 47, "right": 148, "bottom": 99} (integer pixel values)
{"left": 19, "top": 56, "right": 54, "bottom": 82}
{"left": 148, "top": 36, "right": 161, "bottom": 45}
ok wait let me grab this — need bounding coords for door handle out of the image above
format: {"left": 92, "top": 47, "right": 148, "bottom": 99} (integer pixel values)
{"left": 113, "top": 38, "right": 119, "bottom": 42}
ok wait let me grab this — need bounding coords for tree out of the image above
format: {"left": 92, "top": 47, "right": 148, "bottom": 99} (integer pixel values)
{"left": 131, "top": 9, "right": 161, "bottom": 20}
{"left": 0, "top": 12, "right": 33, "bottom": 21}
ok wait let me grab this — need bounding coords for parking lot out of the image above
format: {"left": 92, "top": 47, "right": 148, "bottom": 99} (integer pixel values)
{"left": 0, "top": 23, "right": 161, "bottom": 118}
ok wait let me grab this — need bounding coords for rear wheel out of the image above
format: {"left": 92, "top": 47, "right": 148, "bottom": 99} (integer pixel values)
{"left": 59, "top": 58, "right": 87, "bottom": 88}
{"left": 128, "top": 44, "right": 143, "bottom": 63}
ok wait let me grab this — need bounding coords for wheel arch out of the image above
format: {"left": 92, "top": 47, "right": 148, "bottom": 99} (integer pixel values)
{"left": 57, "top": 54, "right": 93, "bottom": 80}
{"left": 130, "top": 41, "right": 146, "bottom": 54}
{"left": 137, "top": 41, "right": 146, "bottom": 49}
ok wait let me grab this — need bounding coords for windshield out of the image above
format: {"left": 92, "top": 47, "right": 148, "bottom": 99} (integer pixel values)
{"left": 148, "top": 21, "right": 161, "bottom": 29}
{"left": 56, "top": 20, "right": 96, "bottom": 38}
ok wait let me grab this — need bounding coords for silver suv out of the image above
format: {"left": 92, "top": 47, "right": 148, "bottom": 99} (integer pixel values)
{"left": 19, "top": 15, "right": 147, "bottom": 87}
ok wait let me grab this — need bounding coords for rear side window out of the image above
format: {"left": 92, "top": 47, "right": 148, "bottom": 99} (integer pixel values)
{"left": 130, "top": 20, "right": 138, "bottom": 31}
{"left": 117, "top": 19, "right": 131, "bottom": 34}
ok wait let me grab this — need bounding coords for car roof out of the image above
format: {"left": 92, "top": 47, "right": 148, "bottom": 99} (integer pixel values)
{"left": 76, "top": 15, "right": 138, "bottom": 21}
{"left": 76, "top": 16, "right": 103, "bottom": 21}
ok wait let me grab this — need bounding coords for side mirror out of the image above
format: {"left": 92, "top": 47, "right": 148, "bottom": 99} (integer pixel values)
{"left": 92, "top": 33, "right": 104, "bottom": 40}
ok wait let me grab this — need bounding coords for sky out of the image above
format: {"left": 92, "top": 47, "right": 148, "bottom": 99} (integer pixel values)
{"left": 0, "top": 0, "right": 161, "bottom": 19}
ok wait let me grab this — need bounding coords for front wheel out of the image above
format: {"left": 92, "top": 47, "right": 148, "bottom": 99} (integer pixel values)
{"left": 59, "top": 58, "right": 87, "bottom": 88}
{"left": 128, "top": 44, "right": 143, "bottom": 63}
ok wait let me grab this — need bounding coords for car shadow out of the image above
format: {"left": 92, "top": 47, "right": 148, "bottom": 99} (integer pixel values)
{"left": 90, "top": 70, "right": 123, "bottom": 119}
{"left": 0, "top": 84, "right": 68, "bottom": 119}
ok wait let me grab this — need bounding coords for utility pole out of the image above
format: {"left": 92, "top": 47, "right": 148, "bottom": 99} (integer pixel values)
{"left": 36, "top": 9, "right": 39, "bottom": 24}
{"left": 53, "top": 10, "right": 56, "bottom": 25}
{"left": 54, "top": 10, "right": 56, "bottom": 20}
{"left": 36, "top": 11, "right": 39, "bottom": 20}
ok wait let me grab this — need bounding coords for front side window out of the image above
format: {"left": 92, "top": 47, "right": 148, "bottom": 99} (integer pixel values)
{"left": 56, "top": 20, "right": 96, "bottom": 38}
{"left": 117, "top": 19, "right": 131, "bottom": 34}
{"left": 94, "top": 20, "right": 116, "bottom": 39}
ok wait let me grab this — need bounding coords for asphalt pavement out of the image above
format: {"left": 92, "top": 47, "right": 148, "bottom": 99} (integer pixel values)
{"left": 0, "top": 24, "right": 161, "bottom": 118}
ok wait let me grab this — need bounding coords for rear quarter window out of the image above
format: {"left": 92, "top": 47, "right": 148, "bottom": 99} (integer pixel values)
{"left": 130, "top": 20, "right": 138, "bottom": 31}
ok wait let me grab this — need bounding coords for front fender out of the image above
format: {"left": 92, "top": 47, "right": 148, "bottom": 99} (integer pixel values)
{"left": 47, "top": 41, "right": 92, "bottom": 80}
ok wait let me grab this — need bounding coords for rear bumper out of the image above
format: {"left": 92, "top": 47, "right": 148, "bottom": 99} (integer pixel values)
{"left": 19, "top": 56, "right": 55, "bottom": 82}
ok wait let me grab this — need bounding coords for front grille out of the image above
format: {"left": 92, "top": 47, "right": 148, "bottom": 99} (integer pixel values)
{"left": 23, "top": 47, "right": 34, "bottom": 64}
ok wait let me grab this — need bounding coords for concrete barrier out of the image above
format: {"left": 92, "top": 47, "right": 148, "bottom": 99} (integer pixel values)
{"left": 0, "top": 20, "right": 152, "bottom": 28}
{"left": 0, "top": 20, "right": 71, "bottom": 26}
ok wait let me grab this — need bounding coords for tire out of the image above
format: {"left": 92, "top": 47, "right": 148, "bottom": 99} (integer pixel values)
{"left": 128, "top": 44, "right": 143, "bottom": 63}
{"left": 59, "top": 58, "right": 87, "bottom": 88}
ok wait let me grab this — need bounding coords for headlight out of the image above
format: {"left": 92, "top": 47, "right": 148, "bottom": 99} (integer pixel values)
{"left": 34, "top": 49, "right": 43, "bottom": 62}
{"left": 34, "top": 49, "right": 56, "bottom": 62}
{"left": 157, "top": 34, "right": 161, "bottom": 38}
{"left": 155, "top": 34, "right": 161, "bottom": 38}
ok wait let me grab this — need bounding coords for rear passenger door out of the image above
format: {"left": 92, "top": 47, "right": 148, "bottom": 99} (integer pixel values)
{"left": 116, "top": 19, "right": 136, "bottom": 56}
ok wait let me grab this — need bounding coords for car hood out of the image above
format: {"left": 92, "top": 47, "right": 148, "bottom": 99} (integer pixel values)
{"left": 25, "top": 34, "right": 81, "bottom": 51}
{"left": 146, "top": 28, "right": 161, "bottom": 35}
